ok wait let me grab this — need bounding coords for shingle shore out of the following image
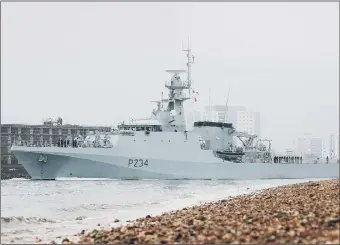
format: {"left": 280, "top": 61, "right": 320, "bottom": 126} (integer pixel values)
{"left": 61, "top": 179, "right": 339, "bottom": 244}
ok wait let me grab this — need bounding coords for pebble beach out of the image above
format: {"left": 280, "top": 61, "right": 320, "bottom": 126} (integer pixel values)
{"left": 61, "top": 179, "right": 339, "bottom": 244}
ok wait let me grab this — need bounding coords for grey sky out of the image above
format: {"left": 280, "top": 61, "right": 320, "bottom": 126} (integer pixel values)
{"left": 1, "top": 2, "right": 339, "bottom": 152}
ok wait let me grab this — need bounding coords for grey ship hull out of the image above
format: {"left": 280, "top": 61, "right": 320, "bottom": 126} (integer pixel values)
{"left": 12, "top": 149, "right": 173, "bottom": 180}
{"left": 11, "top": 146, "right": 339, "bottom": 180}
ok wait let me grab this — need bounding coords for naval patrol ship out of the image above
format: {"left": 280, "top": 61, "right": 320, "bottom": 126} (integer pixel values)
{"left": 10, "top": 46, "right": 339, "bottom": 180}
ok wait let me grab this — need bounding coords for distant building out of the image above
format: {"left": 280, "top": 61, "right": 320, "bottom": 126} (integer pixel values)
{"left": 0, "top": 118, "right": 111, "bottom": 165}
{"left": 285, "top": 149, "right": 295, "bottom": 156}
{"left": 329, "top": 133, "right": 340, "bottom": 158}
{"left": 297, "top": 134, "right": 323, "bottom": 158}
{"left": 203, "top": 105, "right": 261, "bottom": 136}
{"left": 310, "top": 138, "right": 323, "bottom": 158}
{"left": 235, "top": 110, "right": 261, "bottom": 136}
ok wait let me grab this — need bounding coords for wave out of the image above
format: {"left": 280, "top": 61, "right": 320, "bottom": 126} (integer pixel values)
{"left": 58, "top": 200, "right": 163, "bottom": 212}
{"left": 55, "top": 177, "right": 115, "bottom": 181}
{"left": 54, "top": 178, "right": 165, "bottom": 181}
{"left": 1, "top": 216, "right": 57, "bottom": 224}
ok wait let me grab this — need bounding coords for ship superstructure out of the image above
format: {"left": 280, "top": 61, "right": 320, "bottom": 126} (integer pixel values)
{"left": 10, "top": 45, "right": 339, "bottom": 180}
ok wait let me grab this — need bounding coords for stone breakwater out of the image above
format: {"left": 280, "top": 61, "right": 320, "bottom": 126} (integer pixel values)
{"left": 1, "top": 164, "right": 31, "bottom": 180}
{"left": 62, "top": 179, "right": 339, "bottom": 244}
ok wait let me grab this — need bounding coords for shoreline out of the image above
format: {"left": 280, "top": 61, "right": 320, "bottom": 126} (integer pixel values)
{"left": 1, "top": 164, "right": 31, "bottom": 180}
{"left": 60, "top": 179, "right": 339, "bottom": 244}
{"left": 3, "top": 179, "right": 318, "bottom": 244}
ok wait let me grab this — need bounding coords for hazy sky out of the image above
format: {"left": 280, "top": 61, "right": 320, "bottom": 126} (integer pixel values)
{"left": 1, "top": 2, "right": 339, "bottom": 152}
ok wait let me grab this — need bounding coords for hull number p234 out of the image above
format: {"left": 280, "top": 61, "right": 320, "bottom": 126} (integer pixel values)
{"left": 128, "top": 159, "right": 149, "bottom": 167}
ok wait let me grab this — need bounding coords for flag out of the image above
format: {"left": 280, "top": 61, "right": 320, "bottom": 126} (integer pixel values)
{"left": 192, "top": 89, "right": 199, "bottom": 102}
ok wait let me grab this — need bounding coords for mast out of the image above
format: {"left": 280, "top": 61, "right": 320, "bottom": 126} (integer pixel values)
{"left": 182, "top": 38, "right": 194, "bottom": 90}
{"left": 223, "top": 85, "right": 232, "bottom": 123}
{"left": 208, "top": 88, "right": 211, "bottom": 121}
{"left": 162, "top": 43, "right": 195, "bottom": 132}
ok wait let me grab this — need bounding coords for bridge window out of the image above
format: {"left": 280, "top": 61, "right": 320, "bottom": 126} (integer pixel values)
{"left": 168, "top": 102, "right": 174, "bottom": 111}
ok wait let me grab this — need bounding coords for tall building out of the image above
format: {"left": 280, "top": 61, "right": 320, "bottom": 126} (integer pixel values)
{"left": 0, "top": 118, "right": 112, "bottom": 165}
{"left": 235, "top": 110, "right": 261, "bottom": 136}
{"left": 297, "top": 136, "right": 310, "bottom": 157}
{"left": 310, "top": 138, "right": 323, "bottom": 158}
{"left": 329, "top": 133, "right": 340, "bottom": 158}
{"left": 297, "top": 133, "right": 323, "bottom": 158}
{"left": 285, "top": 149, "right": 294, "bottom": 156}
{"left": 203, "top": 105, "right": 261, "bottom": 136}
